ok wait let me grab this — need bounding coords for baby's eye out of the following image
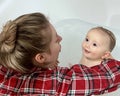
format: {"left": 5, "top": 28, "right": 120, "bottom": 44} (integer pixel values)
{"left": 93, "top": 43, "right": 97, "bottom": 46}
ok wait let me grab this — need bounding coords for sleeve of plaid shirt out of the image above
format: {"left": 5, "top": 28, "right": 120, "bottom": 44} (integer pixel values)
{"left": 57, "top": 59, "right": 120, "bottom": 95}
{"left": 0, "top": 59, "right": 120, "bottom": 96}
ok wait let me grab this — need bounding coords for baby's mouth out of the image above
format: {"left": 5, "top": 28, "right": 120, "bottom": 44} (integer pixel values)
{"left": 84, "top": 49, "right": 90, "bottom": 53}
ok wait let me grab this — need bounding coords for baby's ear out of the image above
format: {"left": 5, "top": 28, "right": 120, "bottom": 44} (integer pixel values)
{"left": 101, "top": 51, "right": 111, "bottom": 59}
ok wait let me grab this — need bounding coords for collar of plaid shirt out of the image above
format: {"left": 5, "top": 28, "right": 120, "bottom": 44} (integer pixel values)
{"left": 0, "top": 59, "right": 120, "bottom": 96}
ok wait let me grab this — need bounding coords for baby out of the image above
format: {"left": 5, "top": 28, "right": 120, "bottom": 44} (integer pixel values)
{"left": 80, "top": 26, "right": 116, "bottom": 67}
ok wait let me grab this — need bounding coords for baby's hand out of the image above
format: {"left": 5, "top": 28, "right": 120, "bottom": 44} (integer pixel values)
{"left": 102, "top": 53, "right": 114, "bottom": 60}
{"left": 106, "top": 53, "right": 114, "bottom": 59}
{"left": 108, "top": 54, "right": 114, "bottom": 59}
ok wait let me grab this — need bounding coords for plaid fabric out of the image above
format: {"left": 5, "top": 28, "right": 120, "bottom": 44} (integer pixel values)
{"left": 0, "top": 59, "right": 120, "bottom": 96}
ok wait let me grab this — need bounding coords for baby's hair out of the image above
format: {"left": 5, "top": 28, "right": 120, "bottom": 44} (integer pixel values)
{"left": 90, "top": 26, "right": 116, "bottom": 52}
{"left": 0, "top": 13, "right": 51, "bottom": 73}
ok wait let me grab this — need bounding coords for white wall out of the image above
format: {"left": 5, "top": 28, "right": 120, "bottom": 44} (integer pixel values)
{"left": 1, "top": 0, "right": 120, "bottom": 29}
{"left": 105, "top": 0, "right": 120, "bottom": 29}
{"left": 0, "top": 0, "right": 108, "bottom": 27}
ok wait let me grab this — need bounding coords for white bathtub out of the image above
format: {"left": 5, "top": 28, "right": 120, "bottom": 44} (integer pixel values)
{"left": 0, "top": 0, "right": 120, "bottom": 95}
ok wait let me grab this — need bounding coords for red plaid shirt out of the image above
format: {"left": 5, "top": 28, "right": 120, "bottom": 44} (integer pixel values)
{"left": 0, "top": 59, "right": 120, "bottom": 96}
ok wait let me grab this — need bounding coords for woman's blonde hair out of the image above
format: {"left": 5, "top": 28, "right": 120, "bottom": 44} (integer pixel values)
{"left": 90, "top": 26, "right": 116, "bottom": 52}
{"left": 0, "top": 13, "right": 52, "bottom": 73}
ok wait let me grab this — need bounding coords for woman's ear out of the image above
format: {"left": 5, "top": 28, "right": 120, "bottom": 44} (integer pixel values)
{"left": 101, "top": 51, "right": 111, "bottom": 59}
{"left": 35, "top": 53, "right": 46, "bottom": 64}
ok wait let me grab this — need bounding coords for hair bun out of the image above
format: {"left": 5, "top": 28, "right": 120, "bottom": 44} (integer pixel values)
{"left": 0, "top": 20, "right": 17, "bottom": 53}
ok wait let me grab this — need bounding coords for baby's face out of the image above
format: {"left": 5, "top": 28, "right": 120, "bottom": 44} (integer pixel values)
{"left": 82, "top": 29, "right": 110, "bottom": 60}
